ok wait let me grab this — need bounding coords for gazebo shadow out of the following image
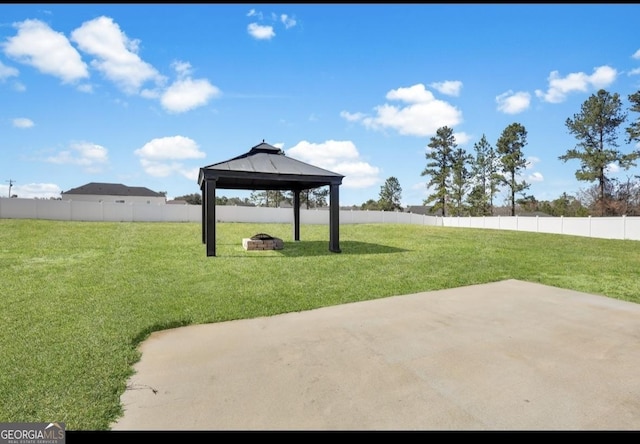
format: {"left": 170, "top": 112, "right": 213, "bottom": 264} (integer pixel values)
{"left": 276, "top": 240, "right": 409, "bottom": 257}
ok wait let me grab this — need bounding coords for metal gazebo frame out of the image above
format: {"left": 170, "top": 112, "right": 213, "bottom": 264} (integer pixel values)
{"left": 197, "top": 141, "right": 345, "bottom": 257}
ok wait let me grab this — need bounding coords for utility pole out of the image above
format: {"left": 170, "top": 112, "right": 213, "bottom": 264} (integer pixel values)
{"left": 7, "top": 179, "right": 15, "bottom": 198}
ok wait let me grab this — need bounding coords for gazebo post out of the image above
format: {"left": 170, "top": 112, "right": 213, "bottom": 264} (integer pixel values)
{"left": 201, "top": 184, "right": 206, "bottom": 244}
{"left": 293, "top": 189, "right": 301, "bottom": 241}
{"left": 329, "top": 184, "right": 341, "bottom": 253}
{"left": 205, "top": 179, "right": 217, "bottom": 257}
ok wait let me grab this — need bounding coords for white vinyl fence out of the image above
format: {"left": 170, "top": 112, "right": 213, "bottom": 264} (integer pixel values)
{"left": 1, "top": 197, "right": 639, "bottom": 241}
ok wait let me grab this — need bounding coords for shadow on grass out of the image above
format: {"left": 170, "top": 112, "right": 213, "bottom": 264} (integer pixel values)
{"left": 130, "top": 319, "right": 193, "bottom": 347}
{"left": 215, "top": 240, "right": 410, "bottom": 257}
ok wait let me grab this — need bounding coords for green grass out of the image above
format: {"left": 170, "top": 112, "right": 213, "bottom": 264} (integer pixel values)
{"left": 0, "top": 219, "right": 638, "bottom": 430}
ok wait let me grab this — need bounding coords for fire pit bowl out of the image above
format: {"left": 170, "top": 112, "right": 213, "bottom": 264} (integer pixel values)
{"left": 243, "top": 233, "right": 283, "bottom": 251}
{"left": 251, "top": 233, "right": 274, "bottom": 241}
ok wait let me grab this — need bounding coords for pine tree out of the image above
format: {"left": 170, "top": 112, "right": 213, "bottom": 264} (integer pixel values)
{"left": 467, "top": 134, "right": 499, "bottom": 216}
{"left": 421, "top": 126, "right": 456, "bottom": 216}
{"left": 378, "top": 177, "right": 403, "bottom": 211}
{"left": 627, "top": 90, "right": 640, "bottom": 145}
{"left": 559, "top": 89, "right": 635, "bottom": 215}
{"left": 496, "top": 122, "right": 530, "bottom": 216}
{"left": 449, "top": 147, "right": 472, "bottom": 216}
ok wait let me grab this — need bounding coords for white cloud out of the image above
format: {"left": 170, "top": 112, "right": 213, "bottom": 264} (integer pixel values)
{"left": 589, "top": 66, "right": 617, "bottom": 88}
{"left": 171, "top": 60, "right": 192, "bottom": 77}
{"left": 2, "top": 19, "right": 89, "bottom": 84}
{"left": 605, "top": 163, "right": 620, "bottom": 174}
{"left": 453, "top": 132, "right": 471, "bottom": 146}
{"left": 281, "top": 14, "right": 297, "bottom": 29}
{"left": 77, "top": 83, "right": 93, "bottom": 93}
{"left": 496, "top": 90, "right": 531, "bottom": 114}
{"left": 528, "top": 172, "right": 544, "bottom": 182}
{"left": 0, "top": 60, "right": 19, "bottom": 81}
{"left": 347, "top": 83, "right": 462, "bottom": 137}
{"left": 138, "top": 159, "right": 196, "bottom": 178}
{"left": 411, "top": 181, "right": 427, "bottom": 191}
{"left": 429, "top": 80, "right": 462, "bottom": 97}
{"left": 286, "top": 140, "right": 381, "bottom": 188}
{"left": 248, "top": 23, "right": 275, "bottom": 40}
{"left": 134, "top": 135, "right": 206, "bottom": 178}
{"left": 405, "top": 181, "right": 430, "bottom": 206}
{"left": 70, "top": 16, "right": 165, "bottom": 95}
{"left": 385, "top": 83, "right": 435, "bottom": 103}
{"left": 158, "top": 61, "right": 221, "bottom": 113}
{"left": 630, "top": 49, "right": 640, "bottom": 76}
{"left": 339, "top": 110, "right": 366, "bottom": 122}
{"left": 4, "top": 17, "right": 217, "bottom": 111}
{"left": 246, "top": 9, "right": 295, "bottom": 40}
{"left": 161, "top": 77, "right": 221, "bottom": 113}
{"left": 522, "top": 157, "right": 543, "bottom": 183}
{"left": 180, "top": 166, "right": 201, "bottom": 182}
{"left": 3, "top": 183, "right": 62, "bottom": 199}
{"left": 12, "top": 117, "right": 34, "bottom": 128}
{"left": 46, "top": 141, "right": 109, "bottom": 173}
{"left": 534, "top": 65, "right": 617, "bottom": 104}
{"left": 526, "top": 156, "right": 540, "bottom": 169}
{"left": 134, "top": 135, "right": 206, "bottom": 160}
{"left": 330, "top": 161, "right": 380, "bottom": 188}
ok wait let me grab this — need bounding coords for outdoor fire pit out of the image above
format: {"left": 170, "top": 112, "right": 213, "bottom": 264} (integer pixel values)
{"left": 242, "top": 233, "right": 284, "bottom": 251}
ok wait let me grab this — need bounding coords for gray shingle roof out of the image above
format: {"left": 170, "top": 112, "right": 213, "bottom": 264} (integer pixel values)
{"left": 198, "top": 142, "right": 344, "bottom": 190}
{"left": 62, "top": 182, "right": 164, "bottom": 197}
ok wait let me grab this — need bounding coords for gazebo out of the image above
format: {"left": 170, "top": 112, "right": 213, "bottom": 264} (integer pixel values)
{"left": 197, "top": 141, "right": 345, "bottom": 257}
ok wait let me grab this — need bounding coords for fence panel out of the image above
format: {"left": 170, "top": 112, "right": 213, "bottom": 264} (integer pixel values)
{"left": 101, "top": 202, "right": 134, "bottom": 222}
{"left": 590, "top": 217, "right": 625, "bottom": 240}
{"left": 561, "top": 217, "right": 591, "bottom": 238}
{"left": 71, "top": 201, "right": 103, "bottom": 221}
{"left": 0, "top": 198, "right": 638, "bottom": 241}
{"left": 537, "top": 217, "right": 563, "bottom": 235}
{"left": 625, "top": 217, "right": 640, "bottom": 240}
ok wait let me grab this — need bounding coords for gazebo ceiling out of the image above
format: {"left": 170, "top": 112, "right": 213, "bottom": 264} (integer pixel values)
{"left": 198, "top": 142, "right": 344, "bottom": 190}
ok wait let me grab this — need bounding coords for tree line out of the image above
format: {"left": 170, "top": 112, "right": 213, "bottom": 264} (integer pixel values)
{"left": 417, "top": 88, "right": 640, "bottom": 217}
{"left": 174, "top": 188, "right": 330, "bottom": 209}
{"left": 178, "top": 88, "right": 640, "bottom": 217}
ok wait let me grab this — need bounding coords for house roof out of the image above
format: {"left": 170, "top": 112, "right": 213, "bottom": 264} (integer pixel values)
{"left": 198, "top": 142, "right": 344, "bottom": 191}
{"left": 61, "top": 182, "right": 164, "bottom": 197}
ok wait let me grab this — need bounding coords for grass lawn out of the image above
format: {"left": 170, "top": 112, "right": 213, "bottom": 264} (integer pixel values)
{"left": 0, "top": 219, "right": 638, "bottom": 430}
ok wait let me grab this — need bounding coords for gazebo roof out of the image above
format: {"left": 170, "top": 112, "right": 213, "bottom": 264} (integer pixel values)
{"left": 198, "top": 142, "right": 344, "bottom": 191}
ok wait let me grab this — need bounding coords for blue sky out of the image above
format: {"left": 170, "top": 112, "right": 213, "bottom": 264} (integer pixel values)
{"left": 1, "top": 4, "right": 640, "bottom": 206}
